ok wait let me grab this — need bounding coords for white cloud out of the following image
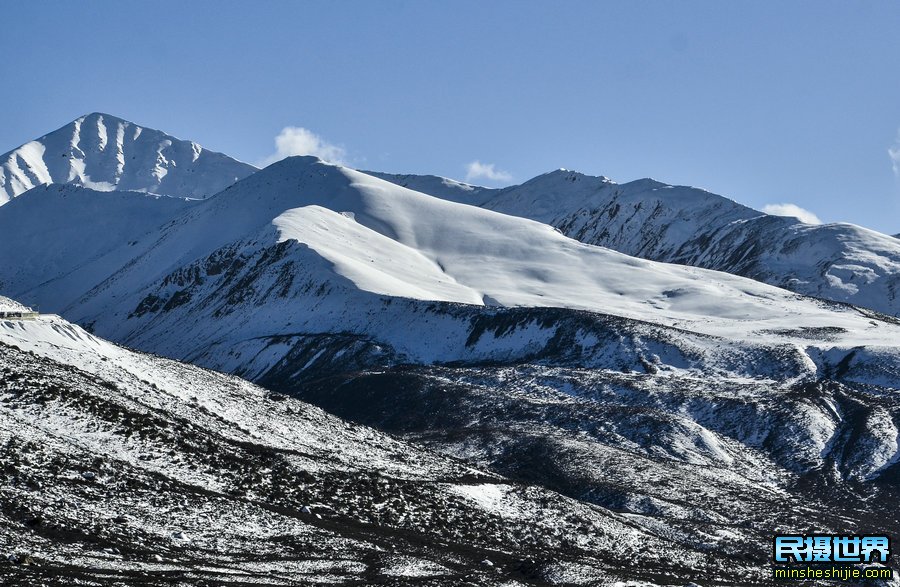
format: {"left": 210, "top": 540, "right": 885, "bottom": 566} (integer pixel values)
{"left": 762, "top": 203, "right": 822, "bottom": 225}
{"left": 890, "top": 129, "right": 900, "bottom": 177}
{"left": 465, "top": 160, "right": 512, "bottom": 183}
{"left": 258, "top": 126, "right": 346, "bottom": 167}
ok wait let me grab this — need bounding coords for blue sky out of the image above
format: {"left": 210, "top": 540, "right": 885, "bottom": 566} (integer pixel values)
{"left": 2, "top": 1, "right": 899, "bottom": 232}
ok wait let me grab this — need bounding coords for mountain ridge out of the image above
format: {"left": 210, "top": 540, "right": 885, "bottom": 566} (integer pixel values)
{"left": 39, "top": 156, "right": 900, "bottom": 356}
{"left": 372, "top": 167, "right": 900, "bottom": 317}
{"left": 0, "top": 184, "right": 197, "bottom": 309}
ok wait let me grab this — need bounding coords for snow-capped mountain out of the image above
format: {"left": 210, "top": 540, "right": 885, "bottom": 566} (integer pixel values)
{"left": 373, "top": 168, "right": 900, "bottom": 317}
{"left": 23, "top": 156, "right": 895, "bottom": 364}
{"left": 0, "top": 155, "right": 891, "bottom": 393}
{"left": 0, "top": 113, "right": 256, "bottom": 204}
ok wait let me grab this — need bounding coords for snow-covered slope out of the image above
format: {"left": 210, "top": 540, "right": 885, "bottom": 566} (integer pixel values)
{"left": 0, "top": 155, "right": 895, "bottom": 398}
{"left": 0, "top": 184, "right": 196, "bottom": 309}
{"left": 482, "top": 172, "right": 900, "bottom": 318}
{"left": 373, "top": 168, "right": 900, "bottom": 317}
{"left": 0, "top": 113, "right": 257, "bottom": 204}
{"left": 479, "top": 169, "right": 757, "bottom": 253}
{"left": 53, "top": 157, "right": 900, "bottom": 355}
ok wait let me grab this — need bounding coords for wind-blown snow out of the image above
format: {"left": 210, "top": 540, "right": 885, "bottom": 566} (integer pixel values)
{"left": 0, "top": 295, "right": 29, "bottom": 313}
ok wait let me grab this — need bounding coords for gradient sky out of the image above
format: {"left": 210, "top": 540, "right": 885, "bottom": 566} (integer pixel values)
{"left": 2, "top": 1, "right": 899, "bottom": 233}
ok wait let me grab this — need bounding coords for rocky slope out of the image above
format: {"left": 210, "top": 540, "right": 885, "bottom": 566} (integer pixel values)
{"left": 3, "top": 295, "right": 899, "bottom": 586}
{"left": 3, "top": 305, "right": 750, "bottom": 586}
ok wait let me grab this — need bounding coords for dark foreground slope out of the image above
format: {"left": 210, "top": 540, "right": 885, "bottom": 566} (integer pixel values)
{"left": 0, "top": 312, "right": 791, "bottom": 587}
{"left": 258, "top": 312, "right": 900, "bottom": 586}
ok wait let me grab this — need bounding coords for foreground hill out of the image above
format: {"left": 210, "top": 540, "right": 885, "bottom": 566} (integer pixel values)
{"left": 0, "top": 113, "right": 256, "bottom": 204}
{"left": 3, "top": 303, "right": 735, "bottom": 586}
{"left": 3, "top": 305, "right": 898, "bottom": 585}
{"left": 372, "top": 169, "right": 900, "bottom": 317}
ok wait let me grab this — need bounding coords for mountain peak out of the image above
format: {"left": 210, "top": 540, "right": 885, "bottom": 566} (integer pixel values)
{"left": 79, "top": 111, "right": 125, "bottom": 122}
{"left": 270, "top": 154, "right": 327, "bottom": 168}
{"left": 527, "top": 167, "right": 614, "bottom": 186}
{"left": 0, "top": 113, "right": 257, "bottom": 204}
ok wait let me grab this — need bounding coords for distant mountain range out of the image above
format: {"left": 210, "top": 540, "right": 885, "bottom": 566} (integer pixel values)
{"left": 4, "top": 114, "right": 897, "bottom": 318}
{"left": 1, "top": 115, "right": 898, "bottom": 585}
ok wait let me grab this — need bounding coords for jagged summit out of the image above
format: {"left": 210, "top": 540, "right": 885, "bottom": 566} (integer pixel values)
{"left": 531, "top": 167, "right": 612, "bottom": 183}
{"left": 0, "top": 112, "right": 257, "bottom": 204}
{"left": 485, "top": 168, "right": 746, "bottom": 219}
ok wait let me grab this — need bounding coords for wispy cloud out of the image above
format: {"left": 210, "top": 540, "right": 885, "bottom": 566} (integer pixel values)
{"left": 258, "top": 126, "right": 347, "bottom": 167}
{"left": 762, "top": 203, "right": 822, "bottom": 225}
{"left": 465, "top": 160, "right": 512, "bottom": 183}
{"left": 889, "top": 129, "right": 900, "bottom": 177}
